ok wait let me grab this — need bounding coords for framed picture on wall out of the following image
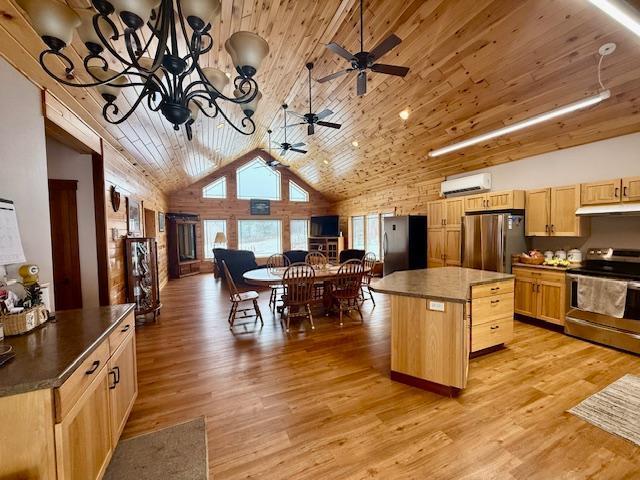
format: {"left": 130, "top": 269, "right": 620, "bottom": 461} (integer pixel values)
{"left": 158, "top": 211, "right": 165, "bottom": 232}
{"left": 127, "top": 197, "right": 143, "bottom": 237}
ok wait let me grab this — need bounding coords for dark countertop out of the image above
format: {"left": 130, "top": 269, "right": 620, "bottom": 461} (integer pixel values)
{"left": 0, "top": 304, "right": 135, "bottom": 398}
{"left": 371, "top": 267, "right": 514, "bottom": 303}
{"left": 512, "top": 262, "right": 573, "bottom": 271}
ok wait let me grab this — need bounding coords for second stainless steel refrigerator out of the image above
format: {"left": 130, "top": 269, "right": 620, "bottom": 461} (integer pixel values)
{"left": 383, "top": 215, "right": 427, "bottom": 276}
{"left": 461, "top": 213, "right": 526, "bottom": 273}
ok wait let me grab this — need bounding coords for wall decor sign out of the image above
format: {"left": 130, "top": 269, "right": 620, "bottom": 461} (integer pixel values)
{"left": 110, "top": 185, "right": 121, "bottom": 212}
{"left": 250, "top": 199, "right": 270, "bottom": 215}
{"left": 127, "top": 197, "right": 143, "bottom": 237}
{"left": 158, "top": 212, "right": 165, "bottom": 232}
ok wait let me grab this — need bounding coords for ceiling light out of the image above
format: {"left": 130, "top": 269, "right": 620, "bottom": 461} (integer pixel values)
{"left": 323, "top": 159, "right": 329, "bottom": 164}
{"left": 399, "top": 109, "right": 410, "bottom": 120}
{"left": 428, "top": 90, "right": 611, "bottom": 157}
{"left": 216, "top": 123, "right": 225, "bottom": 129}
{"left": 352, "top": 140, "right": 359, "bottom": 147}
{"left": 588, "top": 0, "right": 640, "bottom": 37}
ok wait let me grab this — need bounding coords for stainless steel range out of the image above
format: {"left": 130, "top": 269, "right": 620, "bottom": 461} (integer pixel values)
{"left": 565, "top": 248, "right": 640, "bottom": 354}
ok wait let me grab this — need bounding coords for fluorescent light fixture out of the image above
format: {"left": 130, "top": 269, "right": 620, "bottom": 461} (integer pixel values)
{"left": 428, "top": 90, "right": 611, "bottom": 157}
{"left": 588, "top": 0, "right": 640, "bottom": 37}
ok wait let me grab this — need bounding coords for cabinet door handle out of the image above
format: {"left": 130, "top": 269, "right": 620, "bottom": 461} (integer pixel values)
{"left": 490, "top": 325, "right": 499, "bottom": 330}
{"left": 623, "top": 186, "right": 628, "bottom": 198}
{"left": 114, "top": 366, "right": 120, "bottom": 384}
{"left": 550, "top": 224, "right": 555, "bottom": 233}
{"left": 109, "top": 370, "right": 117, "bottom": 389}
{"left": 491, "top": 300, "right": 500, "bottom": 304}
{"left": 615, "top": 187, "right": 619, "bottom": 198}
{"left": 121, "top": 324, "right": 130, "bottom": 333}
{"left": 85, "top": 360, "right": 100, "bottom": 375}
{"left": 545, "top": 224, "right": 549, "bottom": 233}
{"left": 490, "top": 287, "right": 500, "bottom": 292}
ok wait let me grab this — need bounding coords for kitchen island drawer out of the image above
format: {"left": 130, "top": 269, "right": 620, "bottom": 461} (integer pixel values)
{"left": 471, "top": 280, "right": 514, "bottom": 299}
{"left": 108, "top": 312, "right": 135, "bottom": 354}
{"left": 472, "top": 293, "right": 514, "bottom": 325}
{"left": 471, "top": 317, "right": 513, "bottom": 352}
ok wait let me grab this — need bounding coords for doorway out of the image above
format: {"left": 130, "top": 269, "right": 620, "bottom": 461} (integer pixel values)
{"left": 48, "top": 179, "right": 83, "bottom": 310}
{"left": 144, "top": 208, "right": 157, "bottom": 238}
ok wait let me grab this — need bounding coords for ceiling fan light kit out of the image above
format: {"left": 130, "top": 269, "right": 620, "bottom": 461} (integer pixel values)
{"left": 17, "top": 0, "right": 269, "bottom": 140}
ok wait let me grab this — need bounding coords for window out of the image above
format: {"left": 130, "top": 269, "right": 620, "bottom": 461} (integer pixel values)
{"left": 202, "top": 177, "right": 226, "bottom": 198}
{"left": 238, "top": 219, "right": 282, "bottom": 257}
{"left": 290, "top": 219, "right": 309, "bottom": 250}
{"left": 351, "top": 216, "right": 365, "bottom": 250}
{"left": 366, "top": 214, "right": 380, "bottom": 258}
{"left": 289, "top": 180, "right": 309, "bottom": 202}
{"left": 236, "top": 158, "right": 281, "bottom": 200}
{"left": 203, "top": 220, "right": 226, "bottom": 258}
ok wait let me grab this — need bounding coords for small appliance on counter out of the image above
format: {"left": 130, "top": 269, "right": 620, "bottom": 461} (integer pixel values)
{"left": 565, "top": 248, "right": 640, "bottom": 354}
{"left": 567, "top": 249, "right": 582, "bottom": 264}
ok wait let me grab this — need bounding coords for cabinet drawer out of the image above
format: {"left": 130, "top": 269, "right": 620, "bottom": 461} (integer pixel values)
{"left": 54, "top": 340, "right": 110, "bottom": 422}
{"left": 472, "top": 293, "right": 514, "bottom": 325}
{"left": 471, "top": 280, "right": 514, "bottom": 299}
{"left": 108, "top": 312, "right": 135, "bottom": 354}
{"left": 471, "top": 317, "right": 513, "bottom": 352}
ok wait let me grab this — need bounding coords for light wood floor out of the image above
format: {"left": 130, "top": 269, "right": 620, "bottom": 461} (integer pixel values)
{"left": 124, "top": 274, "right": 640, "bottom": 479}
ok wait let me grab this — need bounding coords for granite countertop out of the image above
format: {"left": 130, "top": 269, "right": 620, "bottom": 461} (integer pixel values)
{"left": 0, "top": 303, "right": 135, "bottom": 398}
{"left": 371, "top": 267, "right": 514, "bottom": 303}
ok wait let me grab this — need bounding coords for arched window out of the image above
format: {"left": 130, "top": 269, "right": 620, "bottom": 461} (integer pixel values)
{"left": 289, "top": 180, "right": 309, "bottom": 202}
{"left": 236, "top": 158, "right": 281, "bottom": 200}
{"left": 202, "top": 177, "right": 226, "bottom": 198}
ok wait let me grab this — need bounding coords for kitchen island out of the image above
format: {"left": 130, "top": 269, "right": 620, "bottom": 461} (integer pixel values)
{"left": 372, "top": 267, "right": 515, "bottom": 396}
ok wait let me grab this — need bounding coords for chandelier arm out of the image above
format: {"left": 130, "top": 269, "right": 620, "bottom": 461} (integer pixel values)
{"left": 147, "top": 92, "right": 163, "bottom": 112}
{"left": 213, "top": 101, "right": 256, "bottom": 135}
{"left": 188, "top": 95, "right": 219, "bottom": 118}
{"left": 103, "top": 88, "right": 152, "bottom": 125}
{"left": 39, "top": 49, "right": 135, "bottom": 88}
{"left": 184, "top": 76, "right": 259, "bottom": 104}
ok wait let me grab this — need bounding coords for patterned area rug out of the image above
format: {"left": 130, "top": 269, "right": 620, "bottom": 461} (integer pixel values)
{"left": 569, "top": 374, "right": 640, "bottom": 446}
{"left": 104, "top": 417, "right": 208, "bottom": 480}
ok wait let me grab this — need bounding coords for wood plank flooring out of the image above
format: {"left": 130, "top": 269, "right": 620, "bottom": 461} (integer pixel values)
{"left": 124, "top": 274, "right": 640, "bottom": 479}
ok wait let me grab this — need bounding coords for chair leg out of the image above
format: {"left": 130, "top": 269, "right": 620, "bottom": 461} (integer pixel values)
{"left": 368, "top": 286, "right": 376, "bottom": 306}
{"left": 229, "top": 301, "right": 238, "bottom": 328}
{"left": 286, "top": 312, "right": 291, "bottom": 333}
{"left": 254, "top": 299, "right": 264, "bottom": 326}
{"left": 339, "top": 305, "right": 344, "bottom": 327}
{"left": 269, "top": 288, "right": 275, "bottom": 310}
{"left": 307, "top": 304, "right": 315, "bottom": 330}
{"left": 357, "top": 303, "right": 364, "bottom": 323}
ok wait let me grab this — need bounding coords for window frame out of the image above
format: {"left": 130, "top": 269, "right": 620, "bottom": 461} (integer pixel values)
{"left": 236, "top": 158, "right": 281, "bottom": 201}
{"left": 366, "top": 213, "right": 381, "bottom": 259}
{"left": 289, "top": 180, "right": 309, "bottom": 202}
{"left": 237, "top": 218, "right": 283, "bottom": 257}
{"left": 203, "top": 219, "right": 227, "bottom": 259}
{"left": 350, "top": 215, "right": 365, "bottom": 251}
{"left": 290, "top": 218, "right": 310, "bottom": 251}
{"left": 202, "top": 176, "right": 227, "bottom": 199}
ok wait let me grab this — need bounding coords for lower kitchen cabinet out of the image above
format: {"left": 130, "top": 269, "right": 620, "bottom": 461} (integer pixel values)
{"left": 513, "top": 266, "right": 566, "bottom": 325}
{"left": 470, "top": 280, "right": 515, "bottom": 353}
{"left": 109, "top": 332, "right": 138, "bottom": 446}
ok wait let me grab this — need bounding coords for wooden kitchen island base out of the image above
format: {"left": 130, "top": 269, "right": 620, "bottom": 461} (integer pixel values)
{"left": 373, "top": 267, "right": 515, "bottom": 395}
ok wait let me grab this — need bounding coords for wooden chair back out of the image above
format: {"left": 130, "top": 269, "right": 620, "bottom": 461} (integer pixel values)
{"left": 305, "top": 251, "right": 327, "bottom": 267}
{"left": 334, "top": 259, "right": 364, "bottom": 299}
{"left": 266, "top": 253, "right": 289, "bottom": 273}
{"left": 282, "top": 263, "right": 316, "bottom": 307}
{"left": 221, "top": 261, "right": 239, "bottom": 301}
{"left": 362, "top": 252, "right": 377, "bottom": 282}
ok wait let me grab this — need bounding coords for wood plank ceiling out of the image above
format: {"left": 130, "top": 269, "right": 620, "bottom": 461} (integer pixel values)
{"left": 3, "top": 0, "right": 640, "bottom": 200}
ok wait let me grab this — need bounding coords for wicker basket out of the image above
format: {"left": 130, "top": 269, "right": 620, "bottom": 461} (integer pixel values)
{"left": 519, "top": 255, "right": 545, "bottom": 265}
{"left": 0, "top": 305, "right": 48, "bottom": 336}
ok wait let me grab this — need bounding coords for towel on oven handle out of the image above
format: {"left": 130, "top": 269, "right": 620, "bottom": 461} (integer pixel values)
{"left": 577, "top": 275, "right": 628, "bottom": 319}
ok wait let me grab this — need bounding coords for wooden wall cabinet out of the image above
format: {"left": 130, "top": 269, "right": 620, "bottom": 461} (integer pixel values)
{"left": 513, "top": 267, "right": 566, "bottom": 326}
{"left": 167, "top": 213, "right": 200, "bottom": 279}
{"left": 308, "top": 236, "right": 344, "bottom": 264}
{"left": 581, "top": 176, "right": 640, "bottom": 205}
{"left": 464, "top": 190, "right": 524, "bottom": 213}
{"left": 427, "top": 198, "right": 463, "bottom": 267}
{"left": 525, "top": 185, "right": 588, "bottom": 237}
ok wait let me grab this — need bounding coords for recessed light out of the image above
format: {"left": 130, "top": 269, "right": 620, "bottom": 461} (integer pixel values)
{"left": 216, "top": 123, "right": 225, "bottom": 129}
{"left": 399, "top": 109, "right": 410, "bottom": 120}
{"left": 323, "top": 159, "right": 329, "bottom": 165}
{"left": 352, "top": 140, "right": 359, "bottom": 147}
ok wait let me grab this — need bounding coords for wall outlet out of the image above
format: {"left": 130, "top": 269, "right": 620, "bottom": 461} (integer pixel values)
{"left": 428, "top": 300, "right": 446, "bottom": 312}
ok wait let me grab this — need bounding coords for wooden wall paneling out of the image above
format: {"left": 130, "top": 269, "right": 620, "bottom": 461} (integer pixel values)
{"left": 43, "top": 90, "right": 101, "bottom": 153}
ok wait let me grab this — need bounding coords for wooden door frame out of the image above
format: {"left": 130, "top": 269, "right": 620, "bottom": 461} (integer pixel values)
{"left": 92, "top": 150, "right": 110, "bottom": 306}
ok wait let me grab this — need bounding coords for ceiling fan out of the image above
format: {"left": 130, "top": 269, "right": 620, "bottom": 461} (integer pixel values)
{"left": 317, "top": 0, "right": 410, "bottom": 96}
{"left": 272, "top": 104, "right": 308, "bottom": 155}
{"left": 286, "top": 63, "right": 342, "bottom": 135}
{"left": 264, "top": 129, "right": 290, "bottom": 170}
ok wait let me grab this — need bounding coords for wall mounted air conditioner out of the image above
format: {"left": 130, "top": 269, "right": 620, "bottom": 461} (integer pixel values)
{"left": 441, "top": 173, "right": 491, "bottom": 197}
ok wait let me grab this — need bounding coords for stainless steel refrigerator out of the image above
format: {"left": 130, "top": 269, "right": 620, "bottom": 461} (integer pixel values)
{"left": 461, "top": 213, "right": 526, "bottom": 273}
{"left": 383, "top": 215, "right": 427, "bottom": 276}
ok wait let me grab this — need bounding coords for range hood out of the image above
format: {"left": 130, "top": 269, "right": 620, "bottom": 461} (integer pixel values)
{"left": 576, "top": 203, "right": 640, "bottom": 216}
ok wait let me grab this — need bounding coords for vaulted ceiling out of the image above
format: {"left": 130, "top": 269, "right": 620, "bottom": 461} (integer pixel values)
{"left": 3, "top": 0, "right": 640, "bottom": 201}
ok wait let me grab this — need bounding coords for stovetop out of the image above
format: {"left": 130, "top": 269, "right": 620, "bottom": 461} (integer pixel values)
{"left": 568, "top": 247, "right": 640, "bottom": 281}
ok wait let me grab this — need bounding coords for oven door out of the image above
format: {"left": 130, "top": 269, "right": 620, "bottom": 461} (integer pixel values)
{"left": 566, "top": 275, "right": 640, "bottom": 334}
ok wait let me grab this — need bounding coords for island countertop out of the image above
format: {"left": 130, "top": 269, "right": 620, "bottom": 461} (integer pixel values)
{"left": 0, "top": 303, "right": 135, "bottom": 398}
{"left": 371, "top": 267, "right": 514, "bottom": 303}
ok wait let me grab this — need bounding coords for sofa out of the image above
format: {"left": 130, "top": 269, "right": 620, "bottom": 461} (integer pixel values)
{"left": 212, "top": 248, "right": 265, "bottom": 284}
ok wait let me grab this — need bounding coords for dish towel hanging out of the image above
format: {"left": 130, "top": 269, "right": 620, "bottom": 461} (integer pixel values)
{"left": 577, "top": 275, "right": 628, "bottom": 319}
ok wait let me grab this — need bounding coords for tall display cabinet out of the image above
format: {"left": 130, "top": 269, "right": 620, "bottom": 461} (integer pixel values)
{"left": 125, "top": 237, "right": 161, "bottom": 323}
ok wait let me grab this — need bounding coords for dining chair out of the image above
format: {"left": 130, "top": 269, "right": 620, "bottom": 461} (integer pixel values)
{"left": 305, "top": 251, "right": 328, "bottom": 267}
{"left": 221, "top": 260, "right": 263, "bottom": 329}
{"left": 331, "top": 259, "right": 365, "bottom": 326}
{"left": 361, "top": 252, "right": 377, "bottom": 306}
{"left": 266, "top": 253, "right": 289, "bottom": 311}
{"left": 281, "top": 263, "right": 316, "bottom": 333}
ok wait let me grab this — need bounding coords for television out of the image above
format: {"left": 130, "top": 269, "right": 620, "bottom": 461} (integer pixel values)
{"left": 310, "top": 215, "right": 340, "bottom": 237}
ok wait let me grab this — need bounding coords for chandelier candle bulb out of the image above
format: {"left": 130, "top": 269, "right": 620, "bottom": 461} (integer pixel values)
{"left": 428, "top": 90, "right": 611, "bottom": 157}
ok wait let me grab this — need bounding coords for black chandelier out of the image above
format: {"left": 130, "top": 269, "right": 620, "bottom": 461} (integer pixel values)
{"left": 17, "top": 0, "right": 269, "bottom": 140}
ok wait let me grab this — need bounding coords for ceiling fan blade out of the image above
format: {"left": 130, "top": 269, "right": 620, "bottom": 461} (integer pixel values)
{"left": 283, "top": 122, "right": 305, "bottom": 128}
{"left": 317, "top": 121, "right": 342, "bottom": 129}
{"left": 308, "top": 123, "right": 315, "bottom": 135}
{"left": 315, "top": 108, "right": 333, "bottom": 120}
{"left": 317, "top": 69, "right": 352, "bottom": 83}
{"left": 370, "top": 63, "right": 410, "bottom": 77}
{"left": 369, "top": 34, "right": 402, "bottom": 61}
{"left": 286, "top": 110, "right": 306, "bottom": 118}
{"left": 291, "top": 142, "right": 306, "bottom": 148}
{"left": 326, "top": 42, "right": 357, "bottom": 61}
{"left": 279, "top": 149, "right": 286, "bottom": 156}
{"left": 357, "top": 71, "right": 367, "bottom": 96}
{"left": 290, "top": 148, "right": 308, "bottom": 154}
